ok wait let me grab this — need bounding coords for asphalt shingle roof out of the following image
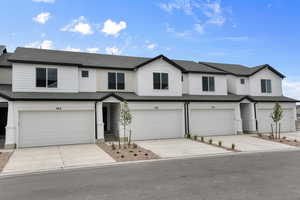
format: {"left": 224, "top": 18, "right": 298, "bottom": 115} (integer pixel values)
{"left": 8, "top": 47, "right": 226, "bottom": 74}
{"left": 0, "top": 53, "right": 12, "bottom": 67}
{"left": 0, "top": 84, "right": 297, "bottom": 102}
{"left": 200, "top": 61, "right": 285, "bottom": 78}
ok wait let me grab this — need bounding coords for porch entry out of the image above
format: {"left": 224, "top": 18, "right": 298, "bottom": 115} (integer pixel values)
{"left": 102, "top": 102, "right": 120, "bottom": 141}
{"left": 0, "top": 102, "right": 8, "bottom": 149}
{"left": 240, "top": 103, "right": 256, "bottom": 133}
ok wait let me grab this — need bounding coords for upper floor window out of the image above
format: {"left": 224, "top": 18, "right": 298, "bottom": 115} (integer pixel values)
{"left": 36, "top": 68, "right": 57, "bottom": 88}
{"left": 81, "top": 70, "right": 89, "bottom": 78}
{"left": 202, "top": 76, "right": 215, "bottom": 92}
{"left": 108, "top": 72, "right": 125, "bottom": 90}
{"left": 240, "top": 78, "right": 245, "bottom": 84}
{"left": 153, "top": 72, "right": 168, "bottom": 90}
{"left": 261, "top": 79, "right": 272, "bottom": 93}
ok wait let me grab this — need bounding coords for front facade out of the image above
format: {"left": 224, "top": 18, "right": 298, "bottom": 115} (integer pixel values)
{"left": 0, "top": 46, "right": 297, "bottom": 148}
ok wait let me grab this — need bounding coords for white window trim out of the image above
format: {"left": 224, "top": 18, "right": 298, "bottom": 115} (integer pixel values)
{"left": 202, "top": 76, "right": 215, "bottom": 92}
{"left": 153, "top": 72, "right": 169, "bottom": 90}
{"left": 108, "top": 72, "right": 125, "bottom": 90}
{"left": 36, "top": 67, "right": 58, "bottom": 89}
{"left": 81, "top": 70, "right": 89, "bottom": 78}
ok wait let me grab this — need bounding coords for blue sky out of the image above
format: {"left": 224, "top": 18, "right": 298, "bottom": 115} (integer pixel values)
{"left": 1, "top": 0, "right": 300, "bottom": 99}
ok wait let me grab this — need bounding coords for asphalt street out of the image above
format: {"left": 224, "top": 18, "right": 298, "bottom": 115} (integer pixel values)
{"left": 1, "top": 150, "right": 300, "bottom": 200}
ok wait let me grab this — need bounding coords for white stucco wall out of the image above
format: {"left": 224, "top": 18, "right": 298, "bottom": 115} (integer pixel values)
{"left": 79, "top": 68, "right": 96, "bottom": 92}
{"left": 12, "top": 63, "right": 79, "bottom": 93}
{"left": 136, "top": 59, "right": 182, "bottom": 96}
{"left": 249, "top": 68, "right": 283, "bottom": 96}
{"left": 227, "top": 75, "right": 250, "bottom": 95}
{"left": 96, "top": 69, "right": 136, "bottom": 92}
{"left": 182, "top": 73, "right": 189, "bottom": 94}
{"left": 187, "top": 73, "right": 228, "bottom": 95}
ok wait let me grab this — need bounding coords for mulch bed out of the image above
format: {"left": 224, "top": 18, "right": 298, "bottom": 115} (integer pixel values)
{"left": 191, "top": 138, "right": 240, "bottom": 152}
{"left": 0, "top": 152, "right": 12, "bottom": 172}
{"left": 97, "top": 143, "right": 160, "bottom": 162}
{"left": 256, "top": 135, "right": 300, "bottom": 147}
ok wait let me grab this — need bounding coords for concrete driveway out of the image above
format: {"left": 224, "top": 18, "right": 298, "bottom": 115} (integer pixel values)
{"left": 2, "top": 144, "right": 115, "bottom": 174}
{"left": 205, "top": 135, "right": 297, "bottom": 152}
{"left": 136, "top": 139, "right": 228, "bottom": 158}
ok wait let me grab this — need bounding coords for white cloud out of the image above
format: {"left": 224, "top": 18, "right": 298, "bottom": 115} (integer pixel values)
{"left": 64, "top": 46, "right": 81, "bottom": 52}
{"left": 33, "top": 12, "right": 51, "bottom": 24}
{"left": 101, "top": 19, "right": 127, "bottom": 37}
{"left": 166, "top": 24, "right": 191, "bottom": 37}
{"left": 216, "top": 36, "right": 249, "bottom": 41}
{"left": 26, "top": 40, "right": 53, "bottom": 49}
{"left": 159, "top": 0, "right": 193, "bottom": 15}
{"left": 105, "top": 47, "right": 121, "bottom": 55}
{"left": 32, "top": 0, "right": 55, "bottom": 3}
{"left": 283, "top": 79, "right": 300, "bottom": 101}
{"left": 61, "top": 16, "right": 93, "bottom": 35}
{"left": 194, "top": 23, "right": 204, "bottom": 34}
{"left": 201, "top": 1, "right": 226, "bottom": 26}
{"left": 86, "top": 48, "right": 99, "bottom": 53}
{"left": 147, "top": 43, "right": 157, "bottom": 50}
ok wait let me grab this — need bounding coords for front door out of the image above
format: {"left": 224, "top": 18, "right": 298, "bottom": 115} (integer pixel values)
{"left": 103, "top": 107, "right": 108, "bottom": 132}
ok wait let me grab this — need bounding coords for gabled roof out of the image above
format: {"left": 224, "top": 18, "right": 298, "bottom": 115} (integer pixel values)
{"left": 0, "top": 53, "right": 13, "bottom": 67}
{"left": 0, "top": 45, "right": 6, "bottom": 53}
{"left": 8, "top": 47, "right": 226, "bottom": 74}
{"left": 134, "top": 54, "right": 187, "bottom": 72}
{"left": 200, "top": 61, "right": 285, "bottom": 78}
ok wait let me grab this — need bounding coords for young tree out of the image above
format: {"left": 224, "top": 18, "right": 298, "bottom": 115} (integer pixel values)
{"left": 120, "top": 101, "right": 132, "bottom": 146}
{"left": 271, "top": 102, "right": 283, "bottom": 139}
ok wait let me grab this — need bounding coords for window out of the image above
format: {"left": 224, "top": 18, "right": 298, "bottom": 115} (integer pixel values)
{"left": 153, "top": 72, "right": 168, "bottom": 90}
{"left": 261, "top": 79, "right": 272, "bottom": 93}
{"left": 81, "top": 70, "right": 89, "bottom": 78}
{"left": 202, "top": 76, "right": 215, "bottom": 92}
{"left": 36, "top": 68, "right": 57, "bottom": 88}
{"left": 240, "top": 78, "right": 245, "bottom": 84}
{"left": 108, "top": 72, "right": 125, "bottom": 90}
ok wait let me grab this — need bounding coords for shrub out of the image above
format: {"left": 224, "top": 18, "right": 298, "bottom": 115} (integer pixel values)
{"left": 129, "top": 150, "right": 134, "bottom": 153}
{"left": 209, "top": 139, "right": 213, "bottom": 144}
{"left": 193, "top": 135, "right": 198, "bottom": 140}
{"left": 231, "top": 144, "right": 235, "bottom": 150}
{"left": 132, "top": 143, "right": 138, "bottom": 149}
{"left": 218, "top": 141, "right": 222, "bottom": 147}
{"left": 185, "top": 133, "right": 191, "bottom": 139}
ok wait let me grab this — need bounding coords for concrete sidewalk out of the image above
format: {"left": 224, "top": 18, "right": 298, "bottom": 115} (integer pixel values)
{"left": 2, "top": 144, "right": 115, "bottom": 175}
{"left": 204, "top": 135, "right": 297, "bottom": 152}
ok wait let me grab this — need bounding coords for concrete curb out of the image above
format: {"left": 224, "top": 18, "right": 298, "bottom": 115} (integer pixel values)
{"left": 1, "top": 148, "right": 300, "bottom": 179}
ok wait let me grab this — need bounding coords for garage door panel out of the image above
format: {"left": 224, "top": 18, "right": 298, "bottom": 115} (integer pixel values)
{"left": 257, "top": 109, "right": 293, "bottom": 133}
{"left": 19, "top": 111, "right": 94, "bottom": 147}
{"left": 131, "top": 110, "right": 183, "bottom": 140}
{"left": 190, "top": 109, "right": 235, "bottom": 136}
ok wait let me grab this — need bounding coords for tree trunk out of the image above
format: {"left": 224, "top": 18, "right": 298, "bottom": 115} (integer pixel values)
{"left": 278, "top": 123, "right": 281, "bottom": 139}
{"left": 128, "top": 129, "right": 132, "bottom": 145}
{"left": 275, "top": 122, "right": 278, "bottom": 139}
{"left": 123, "top": 124, "right": 126, "bottom": 147}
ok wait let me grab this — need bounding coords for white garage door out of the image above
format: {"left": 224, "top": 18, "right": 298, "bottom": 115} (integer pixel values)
{"left": 19, "top": 110, "right": 95, "bottom": 147}
{"left": 257, "top": 109, "right": 294, "bottom": 133}
{"left": 131, "top": 109, "right": 183, "bottom": 140}
{"left": 190, "top": 109, "right": 235, "bottom": 136}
